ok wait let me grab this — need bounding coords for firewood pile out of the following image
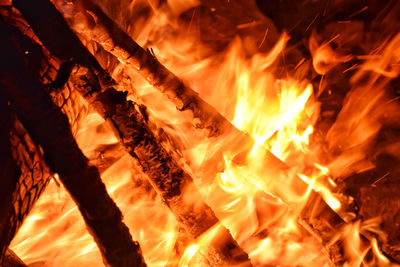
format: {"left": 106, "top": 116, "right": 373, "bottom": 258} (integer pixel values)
{"left": 0, "top": 0, "right": 399, "bottom": 266}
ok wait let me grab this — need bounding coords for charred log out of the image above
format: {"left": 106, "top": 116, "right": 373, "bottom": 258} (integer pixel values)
{"left": 0, "top": 16, "right": 146, "bottom": 267}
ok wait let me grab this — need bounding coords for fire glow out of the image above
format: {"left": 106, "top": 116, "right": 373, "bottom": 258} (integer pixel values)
{"left": 8, "top": 0, "right": 400, "bottom": 266}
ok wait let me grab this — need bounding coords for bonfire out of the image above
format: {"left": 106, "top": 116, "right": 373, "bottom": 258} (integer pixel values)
{"left": 0, "top": 0, "right": 399, "bottom": 266}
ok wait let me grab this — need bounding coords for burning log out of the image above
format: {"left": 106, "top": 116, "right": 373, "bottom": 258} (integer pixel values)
{"left": 10, "top": 0, "right": 252, "bottom": 265}
{"left": 69, "top": 0, "right": 235, "bottom": 137}
{"left": 0, "top": 16, "right": 146, "bottom": 267}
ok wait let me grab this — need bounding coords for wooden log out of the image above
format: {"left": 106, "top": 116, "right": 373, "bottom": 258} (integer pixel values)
{"left": 10, "top": 0, "right": 251, "bottom": 265}
{"left": 0, "top": 8, "right": 52, "bottom": 262}
{"left": 70, "top": 0, "right": 232, "bottom": 137}
{"left": 0, "top": 16, "right": 146, "bottom": 267}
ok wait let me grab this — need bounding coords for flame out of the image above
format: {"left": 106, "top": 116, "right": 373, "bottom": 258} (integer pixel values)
{"left": 309, "top": 33, "right": 353, "bottom": 75}
{"left": 10, "top": 0, "right": 400, "bottom": 266}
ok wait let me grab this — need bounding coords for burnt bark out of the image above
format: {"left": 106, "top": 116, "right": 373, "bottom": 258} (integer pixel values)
{"left": 0, "top": 16, "right": 146, "bottom": 267}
